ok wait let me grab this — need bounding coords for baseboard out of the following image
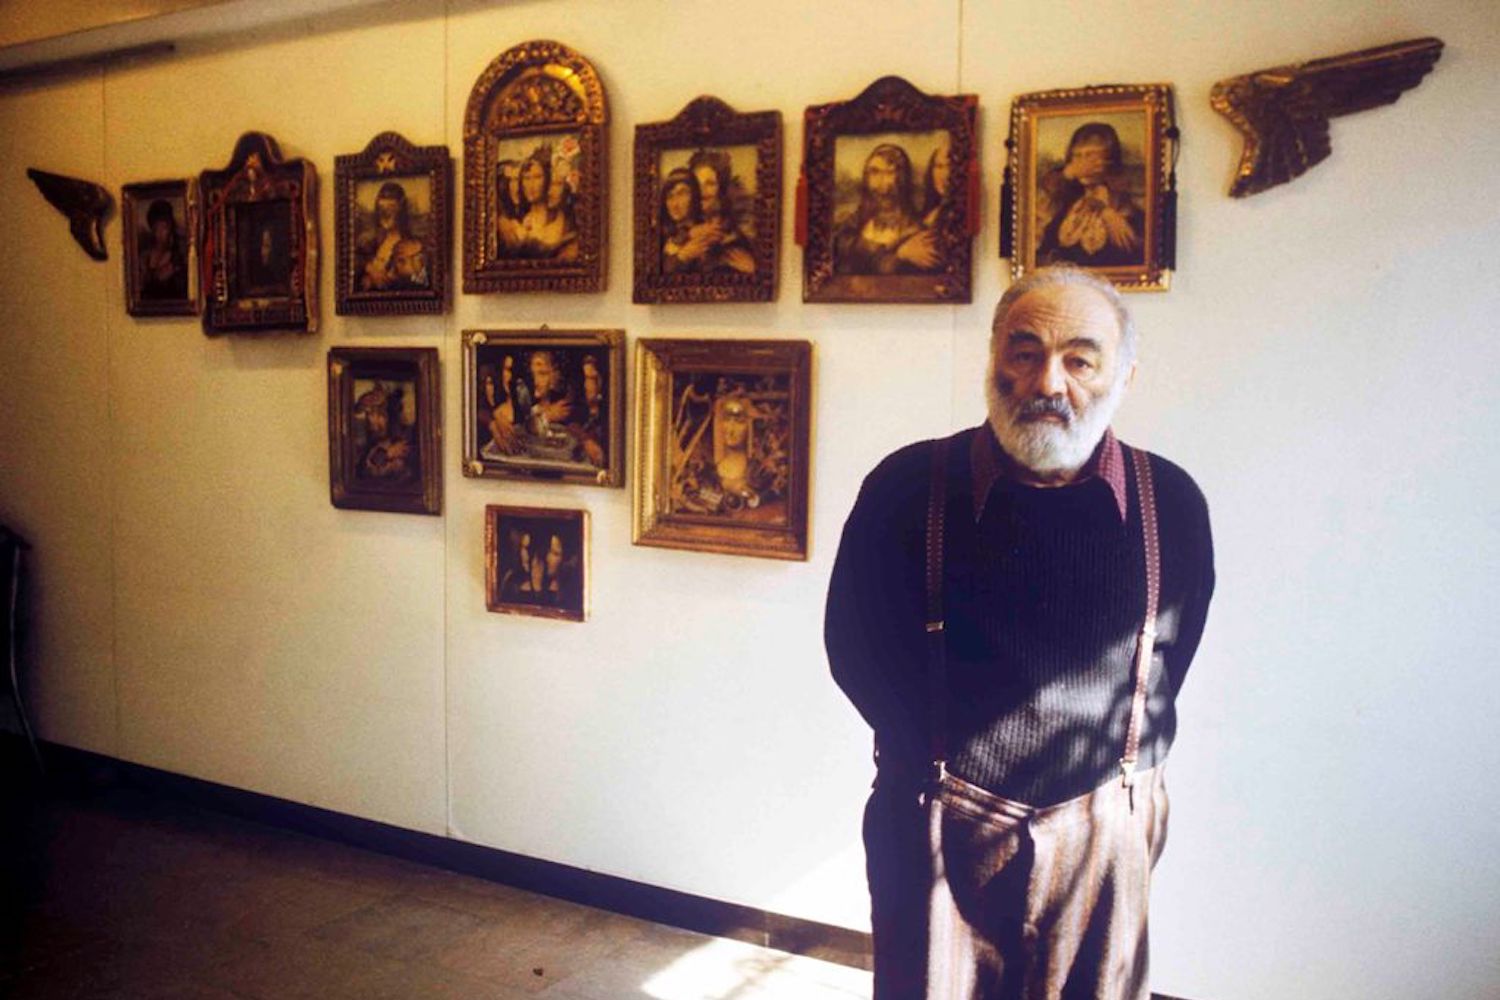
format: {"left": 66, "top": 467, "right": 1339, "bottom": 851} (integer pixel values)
{"left": 10, "top": 738, "right": 1201, "bottom": 996}
{"left": 18, "top": 738, "right": 873, "bottom": 970}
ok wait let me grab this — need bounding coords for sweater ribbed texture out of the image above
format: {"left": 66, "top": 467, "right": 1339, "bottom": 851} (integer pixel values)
{"left": 826, "top": 427, "right": 1215, "bottom": 807}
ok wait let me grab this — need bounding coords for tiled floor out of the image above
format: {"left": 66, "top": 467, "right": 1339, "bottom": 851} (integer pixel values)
{"left": 0, "top": 782, "right": 872, "bottom": 999}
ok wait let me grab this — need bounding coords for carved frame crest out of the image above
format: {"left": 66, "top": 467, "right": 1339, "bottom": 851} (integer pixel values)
{"left": 802, "top": 76, "right": 976, "bottom": 304}
{"left": 199, "top": 132, "right": 318, "bottom": 334}
{"left": 632, "top": 97, "right": 781, "bottom": 304}
{"left": 462, "top": 40, "right": 607, "bottom": 294}
{"left": 335, "top": 132, "right": 452, "bottom": 316}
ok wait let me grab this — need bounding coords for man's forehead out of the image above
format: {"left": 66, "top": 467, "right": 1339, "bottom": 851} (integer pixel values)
{"left": 998, "top": 285, "right": 1122, "bottom": 341}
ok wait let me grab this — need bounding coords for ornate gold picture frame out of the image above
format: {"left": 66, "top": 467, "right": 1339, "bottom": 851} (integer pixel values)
{"left": 200, "top": 132, "right": 318, "bottom": 334}
{"left": 327, "top": 346, "right": 441, "bottom": 515}
{"left": 462, "top": 328, "right": 624, "bottom": 487}
{"left": 634, "top": 338, "right": 811, "bottom": 561}
{"left": 485, "top": 504, "right": 589, "bottom": 622}
{"left": 122, "top": 179, "right": 198, "bottom": 317}
{"left": 462, "top": 40, "right": 607, "bottom": 294}
{"left": 1005, "top": 84, "right": 1176, "bottom": 291}
{"left": 802, "top": 76, "right": 977, "bottom": 304}
{"left": 632, "top": 96, "right": 780, "bottom": 304}
{"left": 335, "top": 132, "right": 451, "bottom": 316}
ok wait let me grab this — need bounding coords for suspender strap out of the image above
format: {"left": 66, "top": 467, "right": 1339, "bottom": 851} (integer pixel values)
{"left": 1120, "top": 446, "right": 1161, "bottom": 786}
{"left": 924, "top": 439, "right": 950, "bottom": 776}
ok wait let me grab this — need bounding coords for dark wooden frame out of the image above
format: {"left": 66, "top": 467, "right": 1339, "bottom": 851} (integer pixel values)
{"left": 802, "top": 76, "right": 977, "bottom": 304}
{"left": 484, "top": 504, "right": 589, "bottom": 622}
{"left": 335, "top": 132, "right": 452, "bottom": 316}
{"left": 1006, "top": 83, "right": 1175, "bottom": 292}
{"left": 632, "top": 97, "right": 780, "bottom": 304}
{"left": 122, "top": 179, "right": 198, "bottom": 317}
{"left": 633, "top": 338, "right": 811, "bottom": 561}
{"left": 327, "top": 346, "right": 441, "bottom": 515}
{"left": 199, "top": 132, "right": 318, "bottom": 334}
{"left": 462, "top": 328, "right": 624, "bottom": 487}
{"left": 462, "top": 40, "right": 607, "bottom": 294}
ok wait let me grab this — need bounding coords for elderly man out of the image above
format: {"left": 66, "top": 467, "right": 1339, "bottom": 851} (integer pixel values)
{"left": 825, "top": 264, "right": 1214, "bottom": 999}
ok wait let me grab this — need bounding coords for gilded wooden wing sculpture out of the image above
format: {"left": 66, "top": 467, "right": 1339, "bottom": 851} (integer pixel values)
{"left": 26, "top": 167, "right": 113, "bottom": 260}
{"left": 1210, "top": 37, "right": 1443, "bottom": 198}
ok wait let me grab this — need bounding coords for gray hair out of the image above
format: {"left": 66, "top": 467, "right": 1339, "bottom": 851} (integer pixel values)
{"left": 990, "top": 264, "right": 1138, "bottom": 366}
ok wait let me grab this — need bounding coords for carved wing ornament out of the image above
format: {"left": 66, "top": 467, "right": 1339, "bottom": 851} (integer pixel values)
{"left": 1211, "top": 36, "right": 1443, "bottom": 197}
{"left": 27, "top": 168, "right": 112, "bottom": 261}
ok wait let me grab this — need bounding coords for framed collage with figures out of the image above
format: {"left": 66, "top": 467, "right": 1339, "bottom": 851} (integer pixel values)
{"left": 633, "top": 338, "right": 811, "bottom": 561}
{"left": 462, "top": 328, "right": 624, "bottom": 487}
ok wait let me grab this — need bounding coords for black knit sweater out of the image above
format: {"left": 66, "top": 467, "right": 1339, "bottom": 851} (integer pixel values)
{"left": 825, "top": 426, "right": 1215, "bottom": 806}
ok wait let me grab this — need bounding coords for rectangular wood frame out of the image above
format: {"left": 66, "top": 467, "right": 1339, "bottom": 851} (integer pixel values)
{"left": 462, "top": 328, "right": 624, "bottom": 487}
{"left": 485, "top": 504, "right": 589, "bottom": 622}
{"left": 1006, "top": 83, "right": 1176, "bottom": 291}
{"left": 327, "top": 347, "right": 442, "bottom": 515}
{"left": 802, "top": 75, "right": 977, "bottom": 304}
{"left": 335, "top": 132, "right": 452, "bottom": 316}
{"left": 200, "top": 131, "right": 318, "bottom": 334}
{"left": 122, "top": 179, "right": 198, "bottom": 317}
{"left": 633, "top": 338, "right": 811, "bottom": 560}
{"left": 632, "top": 96, "right": 781, "bottom": 303}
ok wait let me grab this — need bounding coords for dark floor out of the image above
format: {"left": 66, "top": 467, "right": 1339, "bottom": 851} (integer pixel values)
{"left": 0, "top": 769, "right": 871, "bottom": 999}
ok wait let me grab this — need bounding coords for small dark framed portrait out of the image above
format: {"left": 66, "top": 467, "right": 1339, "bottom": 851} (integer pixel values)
{"left": 1007, "top": 84, "right": 1176, "bottom": 291}
{"left": 335, "top": 132, "right": 452, "bottom": 315}
{"left": 463, "top": 40, "right": 607, "bottom": 294}
{"left": 463, "top": 328, "right": 624, "bottom": 487}
{"left": 633, "top": 97, "right": 780, "bottom": 304}
{"left": 633, "top": 338, "right": 811, "bottom": 561}
{"left": 327, "top": 347, "right": 441, "bottom": 515}
{"left": 122, "top": 179, "right": 197, "bottom": 316}
{"left": 485, "top": 505, "right": 589, "bottom": 622}
{"left": 200, "top": 131, "right": 318, "bottom": 334}
{"left": 803, "top": 76, "right": 977, "bottom": 304}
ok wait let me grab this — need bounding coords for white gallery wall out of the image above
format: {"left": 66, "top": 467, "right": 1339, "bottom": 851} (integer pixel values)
{"left": 1, "top": 2, "right": 1497, "bottom": 998}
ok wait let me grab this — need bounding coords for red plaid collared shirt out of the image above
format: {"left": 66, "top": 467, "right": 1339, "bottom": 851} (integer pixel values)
{"left": 970, "top": 424, "right": 1129, "bottom": 523}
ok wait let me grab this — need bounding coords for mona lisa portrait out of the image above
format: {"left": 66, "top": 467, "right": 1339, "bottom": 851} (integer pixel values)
{"left": 1008, "top": 84, "right": 1176, "bottom": 291}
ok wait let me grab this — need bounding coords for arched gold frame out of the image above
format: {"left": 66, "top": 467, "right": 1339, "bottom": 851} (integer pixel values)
{"left": 462, "top": 40, "right": 607, "bottom": 294}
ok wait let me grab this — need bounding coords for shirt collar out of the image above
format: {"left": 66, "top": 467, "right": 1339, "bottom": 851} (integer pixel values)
{"left": 970, "top": 423, "right": 1128, "bottom": 523}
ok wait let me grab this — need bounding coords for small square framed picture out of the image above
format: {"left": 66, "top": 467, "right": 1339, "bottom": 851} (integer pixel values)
{"left": 122, "top": 179, "right": 197, "bottom": 316}
{"left": 327, "top": 347, "right": 441, "bottom": 515}
{"left": 485, "top": 505, "right": 589, "bottom": 622}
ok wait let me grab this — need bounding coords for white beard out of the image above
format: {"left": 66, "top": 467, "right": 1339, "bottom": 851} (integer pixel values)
{"left": 984, "top": 355, "right": 1127, "bottom": 476}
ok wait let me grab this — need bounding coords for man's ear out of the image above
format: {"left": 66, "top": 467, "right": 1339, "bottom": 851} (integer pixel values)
{"left": 1124, "top": 360, "right": 1139, "bottom": 389}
